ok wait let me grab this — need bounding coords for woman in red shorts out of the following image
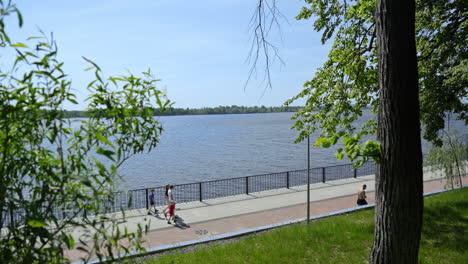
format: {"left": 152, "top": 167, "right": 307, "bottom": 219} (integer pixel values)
{"left": 167, "top": 185, "right": 176, "bottom": 224}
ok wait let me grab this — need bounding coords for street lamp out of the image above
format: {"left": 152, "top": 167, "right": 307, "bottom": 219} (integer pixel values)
{"left": 304, "top": 111, "right": 311, "bottom": 224}
{"left": 307, "top": 134, "right": 310, "bottom": 224}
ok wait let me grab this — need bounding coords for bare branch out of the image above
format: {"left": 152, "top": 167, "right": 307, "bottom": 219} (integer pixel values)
{"left": 245, "top": 0, "right": 286, "bottom": 92}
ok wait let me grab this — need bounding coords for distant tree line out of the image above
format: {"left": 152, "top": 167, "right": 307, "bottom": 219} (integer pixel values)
{"left": 156, "top": 105, "right": 303, "bottom": 116}
{"left": 61, "top": 105, "right": 304, "bottom": 118}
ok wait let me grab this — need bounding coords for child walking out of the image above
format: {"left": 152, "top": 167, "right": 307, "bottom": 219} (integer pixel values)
{"left": 147, "top": 189, "right": 158, "bottom": 215}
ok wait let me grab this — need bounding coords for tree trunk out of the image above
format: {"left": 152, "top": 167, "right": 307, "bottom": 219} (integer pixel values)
{"left": 370, "top": 0, "right": 423, "bottom": 263}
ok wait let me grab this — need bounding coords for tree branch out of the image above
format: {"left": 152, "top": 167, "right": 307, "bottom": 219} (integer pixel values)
{"left": 245, "top": 0, "right": 285, "bottom": 92}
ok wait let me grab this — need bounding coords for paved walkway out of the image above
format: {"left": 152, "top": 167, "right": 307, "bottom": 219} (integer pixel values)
{"left": 66, "top": 168, "right": 463, "bottom": 263}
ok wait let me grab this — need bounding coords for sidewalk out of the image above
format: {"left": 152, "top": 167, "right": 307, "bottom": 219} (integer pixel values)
{"left": 66, "top": 168, "right": 460, "bottom": 262}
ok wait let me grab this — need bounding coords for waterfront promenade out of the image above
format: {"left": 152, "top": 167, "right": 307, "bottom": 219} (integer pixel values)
{"left": 66, "top": 168, "right": 463, "bottom": 263}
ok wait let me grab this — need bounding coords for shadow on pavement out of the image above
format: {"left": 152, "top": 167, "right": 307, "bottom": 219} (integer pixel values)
{"left": 174, "top": 215, "right": 191, "bottom": 229}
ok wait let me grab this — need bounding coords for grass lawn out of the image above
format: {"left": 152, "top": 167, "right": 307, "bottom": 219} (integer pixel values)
{"left": 135, "top": 188, "right": 468, "bottom": 264}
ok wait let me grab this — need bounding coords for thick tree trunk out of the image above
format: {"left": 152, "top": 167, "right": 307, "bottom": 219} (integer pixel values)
{"left": 370, "top": 0, "right": 423, "bottom": 263}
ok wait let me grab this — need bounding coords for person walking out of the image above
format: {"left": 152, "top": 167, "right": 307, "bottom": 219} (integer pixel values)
{"left": 147, "top": 189, "right": 158, "bottom": 215}
{"left": 163, "top": 184, "right": 170, "bottom": 219}
{"left": 357, "top": 184, "right": 368, "bottom": 206}
{"left": 167, "top": 185, "right": 176, "bottom": 224}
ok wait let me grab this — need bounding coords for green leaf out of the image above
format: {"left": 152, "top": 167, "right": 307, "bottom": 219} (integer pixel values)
{"left": 95, "top": 132, "right": 114, "bottom": 148}
{"left": 336, "top": 152, "right": 344, "bottom": 160}
{"left": 96, "top": 147, "right": 116, "bottom": 161}
{"left": 26, "top": 36, "right": 42, "bottom": 41}
{"left": 330, "top": 135, "right": 339, "bottom": 145}
{"left": 62, "top": 234, "right": 75, "bottom": 249}
{"left": 14, "top": 7, "right": 23, "bottom": 27}
{"left": 314, "top": 137, "right": 326, "bottom": 147}
{"left": 11, "top": 42, "right": 28, "bottom": 48}
{"left": 82, "top": 56, "right": 101, "bottom": 71}
{"left": 27, "top": 220, "right": 46, "bottom": 228}
{"left": 38, "top": 42, "right": 51, "bottom": 48}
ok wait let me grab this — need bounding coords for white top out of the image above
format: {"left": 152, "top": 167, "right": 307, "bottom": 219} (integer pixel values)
{"left": 168, "top": 189, "right": 174, "bottom": 203}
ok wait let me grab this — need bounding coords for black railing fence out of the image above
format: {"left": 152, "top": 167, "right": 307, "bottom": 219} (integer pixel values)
{"left": 88, "top": 161, "right": 375, "bottom": 213}
{"left": 2, "top": 162, "right": 375, "bottom": 227}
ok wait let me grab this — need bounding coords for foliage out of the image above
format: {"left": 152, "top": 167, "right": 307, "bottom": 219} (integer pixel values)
{"left": 136, "top": 188, "right": 468, "bottom": 264}
{"left": 286, "top": 0, "right": 379, "bottom": 167}
{"left": 0, "top": 1, "right": 171, "bottom": 263}
{"left": 417, "top": 0, "right": 468, "bottom": 146}
{"left": 285, "top": 0, "right": 467, "bottom": 165}
{"left": 425, "top": 129, "right": 468, "bottom": 189}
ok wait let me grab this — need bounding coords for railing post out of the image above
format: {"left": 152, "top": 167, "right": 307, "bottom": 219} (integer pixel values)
{"left": 353, "top": 168, "right": 357, "bottom": 178}
{"left": 286, "top": 172, "right": 290, "bottom": 189}
{"left": 322, "top": 167, "right": 326, "bottom": 183}
{"left": 199, "top": 182, "right": 203, "bottom": 202}
{"left": 246, "top": 177, "right": 249, "bottom": 195}
{"left": 145, "top": 189, "right": 149, "bottom": 210}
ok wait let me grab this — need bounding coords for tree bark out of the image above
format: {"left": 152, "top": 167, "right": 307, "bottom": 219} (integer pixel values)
{"left": 370, "top": 0, "right": 423, "bottom": 263}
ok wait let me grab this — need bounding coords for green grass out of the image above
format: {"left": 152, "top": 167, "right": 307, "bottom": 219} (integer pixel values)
{"left": 137, "top": 188, "right": 468, "bottom": 264}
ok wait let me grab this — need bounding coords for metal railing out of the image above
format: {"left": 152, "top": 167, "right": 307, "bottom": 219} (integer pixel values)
{"left": 2, "top": 161, "right": 376, "bottom": 227}
{"left": 107, "top": 161, "right": 375, "bottom": 212}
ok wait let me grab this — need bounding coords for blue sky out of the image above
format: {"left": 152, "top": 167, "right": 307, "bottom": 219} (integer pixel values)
{"left": 9, "top": 0, "right": 330, "bottom": 110}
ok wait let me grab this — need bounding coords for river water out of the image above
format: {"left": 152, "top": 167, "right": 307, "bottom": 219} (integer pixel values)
{"left": 116, "top": 112, "right": 466, "bottom": 190}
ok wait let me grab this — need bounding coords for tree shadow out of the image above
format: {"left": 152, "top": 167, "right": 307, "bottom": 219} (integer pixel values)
{"left": 421, "top": 200, "right": 468, "bottom": 252}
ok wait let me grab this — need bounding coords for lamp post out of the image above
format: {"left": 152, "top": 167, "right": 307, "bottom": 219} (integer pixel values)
{"left": 307, "top": 134, "right": 310, "bottom": 224}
